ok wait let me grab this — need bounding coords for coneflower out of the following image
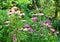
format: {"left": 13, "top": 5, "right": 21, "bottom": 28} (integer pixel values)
{"left": 40, "top": 33, "right": 43, "bottom": 36}
{"left": 32, "top": 12, "right": 38, "bottom": 16}
{"left": 48, "top": 32, "right": 51, "bottom": 35}
{"left": 5, "top": 24, "right": 10, "bottom": 27}
{"left": 47, "top": 25, "right": 52, "bottom": 28}
{"left": 53, "top": 30, "right": 59, "bottom": 36}
{"left": 19, "top": 12, "right": 25, "bottom": 16}
{"left": 39, "top": 13, "right": 44, "bottom": 16}
{"left": 32, "top": 17, "right": 37, "bottom": 22}
{"left": 23, "top": 28, "right": 29, "bottom": 31}
{"left": 15, "top": 10, "right": 20, "bottom": 14}
{"left": 49, "top": 27, "right": 55, "bottom": 32}
{"left": 5, "top": 20, "right": 10, "bottom": 26}
{"left": 13, "top": 34, "right": 17, "bottom": 42}
{"left": 14, "top": 8, "right": 19, "bottom": 11}
{"left": 24, "top": 24, "right": 30, "bottom": 28}
{"left": 19, "top": 28, "right": 23, "bottom": 30}
{"left": 45, "top": 19, "right": 51, "bottom": 25}
{"left": 8, "top": 9, "right": 13, "bottom": 15}
{"left": 11, "top": 5, "right": 18, "bottom": 12}
{"left": 29, "top": 28, "right": 34, "bottom": 33}
{"left": 5, "top": 20, "right": 10, "bottom": 24}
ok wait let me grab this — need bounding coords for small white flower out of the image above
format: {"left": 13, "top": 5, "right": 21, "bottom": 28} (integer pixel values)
{"left": 19, "top": 13, "right": 25, "bottom": 16}
{"left": 5, "top": 21, "right": 10, "bottom": 24}
{"left": 8, "top": 9, "right": 14, "bottom": 15}
{"left": 8, "top": 12, "right": 13, "bottom": 15}
{"left": 57, "top": 31, "right": 59, "bottom": 34}
{"left": 11, "top": 6, "right": 18, "bottom": 12}
{"left": 44, "top": 23, "right": 46, "bottom": 25}
{"left": 5, "top": 24, "right": 9, "bottom": 27}
{"left": 39, "top": 13, "right": 44, "bottom": 16}
{"left": 48, "top": 32, "right": 51, "bottom": 35}
{"left": 47, "top": 25, "right": 52, "bottom": 28}
{"left": 13, "top": 34, "right": 17, "bottom": 42}
{"left": 46, "top": 23, "right": 49, "bottom": 26}
{"left": 15, "top": 10, "right": 20, "bottom": 14}
{"left": 19, "top": 28, "right": 23, "bottom": 30}
{"left": 22, "top": 13, "right": 25, "bottom": 15}
{"left": 40, "top": 33, "right": 43, "bottom": 36}
{"left": 44, "top": 38, "right": 48, "bottom": 40}
{"left": 23, "top": 28, "right": 29, "bottom": 31}
{"left": 32, "top": 14, "right": 38, "bottom": 16}
{"left": 21, "top": 20, "right": 26, "bottom": 22}
{"left": 19, "top": 14, "right": 23, "bottom": 16}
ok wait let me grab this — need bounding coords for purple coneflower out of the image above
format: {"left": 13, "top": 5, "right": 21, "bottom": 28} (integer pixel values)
{"left": 32, "top": 17, "right": 37, "bottom": 22}
{"left": 24, "top": 24, "right": 30, "bottom": 28}
{"left": 45, "top": 19, "right": 51, "bottom": 25}
{"left": 53, "top": 31, "right": 59, "bottom": 36}
{"left": 29, "top": 28, "right": 34, "bottom": 33}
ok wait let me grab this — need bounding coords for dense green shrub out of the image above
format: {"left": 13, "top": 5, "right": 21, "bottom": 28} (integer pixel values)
{"left": 52, "top": 19, "right": 60, "bottom": 30}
